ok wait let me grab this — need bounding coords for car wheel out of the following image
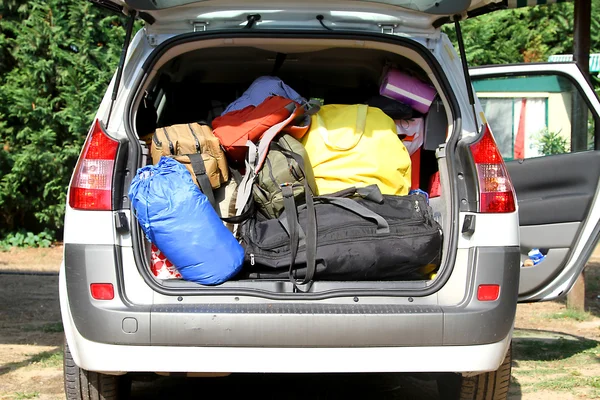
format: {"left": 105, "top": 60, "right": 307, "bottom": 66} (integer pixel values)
{"left": 63, "top": 337, "right": 131, "bottom": 400}
{"left": 437, "top": 343, "right": 512, "bottom": 400}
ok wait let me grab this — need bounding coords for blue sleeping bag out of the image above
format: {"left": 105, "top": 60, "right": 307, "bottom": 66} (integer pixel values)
{"left": 128, "top": 157, "right": 244, "bottom": 285}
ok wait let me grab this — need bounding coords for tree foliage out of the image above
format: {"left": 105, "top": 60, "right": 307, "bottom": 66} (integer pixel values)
{"left": 444, "top": 1, "right": 600, "bottom": 66}
{"left": 0, "top": 0, "right": 126, "bottom": 241}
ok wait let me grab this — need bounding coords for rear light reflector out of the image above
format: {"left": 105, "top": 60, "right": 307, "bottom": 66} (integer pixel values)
{"left": 69, "top": 119, "right": 119, "bottom": 210}
{"left": 90, "top": 283, "right": 114, "bottom": 300}
{"left": 469, "top": 125, "right": 516, "bottom": 213}
{"left": 477, "top": 284, "right": 500, "bottom": 301}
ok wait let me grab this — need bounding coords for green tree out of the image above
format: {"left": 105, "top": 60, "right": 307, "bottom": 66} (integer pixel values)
{"left": 537, "top": 128, "right": 570, "bottom": 155}
{"left": 0, "top": 0, "right": 126, "bottom": 242}
{"left": 444, "top": 1, "right": 600, "bottom": 66}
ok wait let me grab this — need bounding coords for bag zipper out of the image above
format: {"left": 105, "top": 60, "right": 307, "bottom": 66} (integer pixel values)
{"left": 250, "top": 227, "right": 441, "bottom": 257}
{"left": 162, "top": 127, "right": 175, "bottom": 155}
{"left": 187, "top": 124, "right": 202, "bottom": 153}
{"left": 251, "top": 217, "right": 431, "bottom": 251}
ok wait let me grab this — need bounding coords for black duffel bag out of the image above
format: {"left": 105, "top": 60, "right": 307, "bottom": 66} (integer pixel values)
{"left": 240, "top": 185, "right": 442, "bottom": 287}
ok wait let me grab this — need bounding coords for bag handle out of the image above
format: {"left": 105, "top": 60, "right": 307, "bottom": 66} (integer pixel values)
{"left": 318, "top": 196, "right": 390, "bottom": 234}
{"left": 325, "top": 184, "right": 384, "bottom": 204}
{"left": 316, "top": 104, "right": 368, "bottom": 151}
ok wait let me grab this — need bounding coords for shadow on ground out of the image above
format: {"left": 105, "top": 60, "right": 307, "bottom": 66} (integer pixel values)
{"left": 0, "top": 274, "right": 63, "bottom": 347}
{"left": 513, "top": 329, "right": 599, "bottom": 362}
{"left": 0, "top": 347, "right": 62, "bottom": 377}
{"left": 129, "top": 373, "right": 443, "bottom": 400}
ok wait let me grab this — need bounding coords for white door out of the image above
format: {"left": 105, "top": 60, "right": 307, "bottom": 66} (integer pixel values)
{"left": 471, "top": 62, "right": 600, "bottom": 302}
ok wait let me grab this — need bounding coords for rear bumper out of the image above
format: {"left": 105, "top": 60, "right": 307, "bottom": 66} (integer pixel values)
{"left": 61, "top": 270, "right": 512, "bottom": 373}
{"left": 61, "top": 243, "right": 519, "bottom": 349}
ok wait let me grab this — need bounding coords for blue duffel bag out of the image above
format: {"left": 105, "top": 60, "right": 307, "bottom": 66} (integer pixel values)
{"left": 128, "top": 157, "right": 244, "bottom": 285}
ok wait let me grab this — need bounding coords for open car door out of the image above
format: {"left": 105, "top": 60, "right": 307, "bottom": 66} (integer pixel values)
{"left": 470, "top": 63, "right": 600, "bottom": 302}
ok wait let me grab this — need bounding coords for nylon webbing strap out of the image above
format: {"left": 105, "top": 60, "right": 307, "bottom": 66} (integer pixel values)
{"left": 303, "top": 181, "right": 317, "bottom": 286}
{"left": 319, "top": 197, "right": 390, "bottom": 234}
{"left": 234, "top": 105, "right": 300, "bottom": 217}
{"left": 272, "top": 146, "right": 317, "bottom": 290}
{"left": 326, "top": 184, "right": 384, "bottom": 204}
{"left": 188, "top": 153, "right": 218, "bottom": 214}
{"left": 281, "top": 185, "right": 301, "bottom": 286}
{"left": 255, "top": 107, "right": 300, "bottom": 171}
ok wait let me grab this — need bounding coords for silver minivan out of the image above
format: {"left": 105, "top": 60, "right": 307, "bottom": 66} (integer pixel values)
{"left": 61, "top": 1, "right": 600, "bottom": 399}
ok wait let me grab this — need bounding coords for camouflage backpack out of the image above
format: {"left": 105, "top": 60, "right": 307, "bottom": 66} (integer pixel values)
{"left": 252, "top": 134, "right": 317, "bottom": 219}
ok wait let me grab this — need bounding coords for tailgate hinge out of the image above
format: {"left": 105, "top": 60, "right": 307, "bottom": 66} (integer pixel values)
{"left": 378, "top": 24, "right": 397, "bottom": 34}
{"left": 192, "top": 21, "right": 209, "bottom": 32}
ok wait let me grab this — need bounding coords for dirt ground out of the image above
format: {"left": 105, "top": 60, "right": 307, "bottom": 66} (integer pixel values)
{"left": 0, "top": 245, "right": 599, "bottom": 399}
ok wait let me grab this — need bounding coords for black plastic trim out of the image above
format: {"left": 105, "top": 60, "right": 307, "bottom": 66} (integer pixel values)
{"left": 112, "top": 139, "right": 129, "bottom": 210}
{"left": 123, "top": 30, "right": 462, "bottom": 300}
{"left": 456, "top": 132, "right": 481, "bottom": 212}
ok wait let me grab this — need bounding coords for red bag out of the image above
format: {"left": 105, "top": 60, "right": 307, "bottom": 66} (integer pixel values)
{"left": 150, "top": 244, "right": 182, "bottom": 279}
{"left": 212, "top": 96, "right": 309, "bottom": 165}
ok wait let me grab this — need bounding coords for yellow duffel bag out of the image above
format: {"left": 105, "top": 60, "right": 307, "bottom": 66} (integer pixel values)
{"left": 302, "top": 104, "right": 411, "bottom": 196}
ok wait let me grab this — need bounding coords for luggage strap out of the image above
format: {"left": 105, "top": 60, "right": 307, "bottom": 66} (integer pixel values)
{"left": 187, "top": 153, "right": 219, "bottom": 214}
{"left": 274, "top": 148, "right": 317, "bottom": 292}
{"left": 235, "top": 104, "right": 301, "bottom": 215}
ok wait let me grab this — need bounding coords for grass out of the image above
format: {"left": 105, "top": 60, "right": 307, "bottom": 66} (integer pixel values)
{"left": 23, "top": 322, "right": 63, "bottom": 333}
{"left": 12, "top": 392, "right": 40, "bottom": 400}
{"left": 513, "top": 336, "right": 600, "bottom": 398}
{"left": 28, "top": 350, "right": 63, "bottom": 368}
{"left": 513, "top": 337, "right": 598, "bottom": 361}
{"left": 545, "top": 308, "right": 593, "bottom": 322}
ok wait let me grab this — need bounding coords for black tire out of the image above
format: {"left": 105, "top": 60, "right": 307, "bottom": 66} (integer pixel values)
{"left": 438, "top": 343, "right": 512, "bottom": 400}
{"left": 63, "top": 337, "right": 131, "bottom": 400}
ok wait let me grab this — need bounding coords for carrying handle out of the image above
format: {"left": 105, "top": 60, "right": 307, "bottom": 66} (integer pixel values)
{"left": 318, "top": 196, "right": 390, "bottom": 234}
{"left": 325, "top": 184, "right": 384, "bottom": 204}
{"left": 316, "top": 104, "right": 368, "bottom": 151}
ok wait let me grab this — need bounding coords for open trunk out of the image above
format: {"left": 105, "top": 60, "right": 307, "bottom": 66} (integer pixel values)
{"left": 130, "top": 34, "right": 456, "bottom": 296}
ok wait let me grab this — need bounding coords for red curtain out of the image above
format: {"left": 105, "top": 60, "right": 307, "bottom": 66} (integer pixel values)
{"left": 514, "top": 98, "right": 527, "bottom": 159}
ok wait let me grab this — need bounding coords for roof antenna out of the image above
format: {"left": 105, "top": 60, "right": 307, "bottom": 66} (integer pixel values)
{"left": 106, "top": 10, "right": 136, "bottom": 128}
{"left": 453, "top": 14, "right": 480, "bottom": 134}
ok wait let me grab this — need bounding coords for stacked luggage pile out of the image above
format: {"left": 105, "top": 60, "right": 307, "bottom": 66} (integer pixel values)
{"left": 129, "top": 67, "right": 443, "bottom": 289}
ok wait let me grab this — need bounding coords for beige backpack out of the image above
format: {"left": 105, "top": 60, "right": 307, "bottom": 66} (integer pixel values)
{"left": 151, "top": 122, "right": 229, "bottom": 210}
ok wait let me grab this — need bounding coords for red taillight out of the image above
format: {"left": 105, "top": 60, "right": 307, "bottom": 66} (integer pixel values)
{"left": 69, "top": 120, "right": 119, "bottom": 210}
{"left": 90, "top": 283, "right": 115, "bottom": 300}
{"left": 477, "top": 284, "right": 500, "bottom": 301}
{"left": 469, "top": 125, "right": 516, "bottom": 213}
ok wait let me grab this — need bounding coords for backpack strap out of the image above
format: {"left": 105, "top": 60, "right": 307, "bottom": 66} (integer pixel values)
{"left": 235, "top": 103, "right": 302, "bottom": 216}
{"left": 187, "top": 153, "right": 218, "bottom": 214}
{"left": 273, "top": 147, "right": 317, "bottom": 291}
